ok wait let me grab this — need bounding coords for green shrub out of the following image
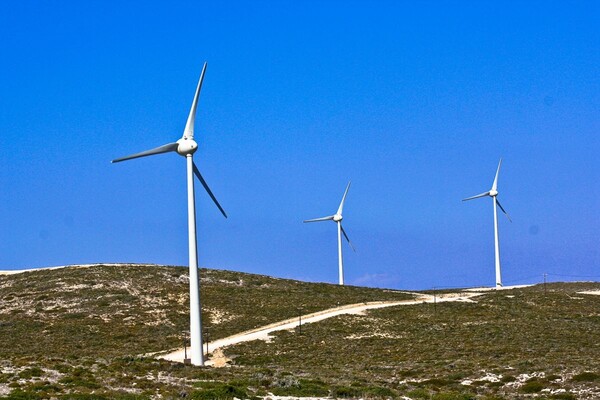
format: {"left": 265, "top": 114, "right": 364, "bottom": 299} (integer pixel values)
{"left": 421, "top": 378, "right": 458, "bottom": 390}
{"left": 333, "top": 385, "right": 362, "bottom": 398}
{"left": 271, "top": 379, "right": 329, "bottom": 397}
{"left": 53, "top": 363, "right": 71, "bottom": 374}
{"left": 551, "top": 393, "right": 576, "bottom": 400}
{"left": 17, "top": 368, "right": 43, "bottom": 379}
{"left": 58, "top": 368, "right": 101, "bottom": 390}
{"left": 406, "top": 388, "right": 430, "bottom": 399}
{"left": 28, "top": 382, "right": 61, "bottom": 394}
{"left": 521, "top": 380, "right": 545, "bottom": 393}
{"left": 1, "top": 390, "right": 42, "bottom": 400}
{"left": 189, "top": 384, "right": 249, "bottom": 400}
{"left": 363, "top": 385, "right": 396, "bottom": 397}
{"left": 432, "top": 392, "right": 475, "bottom": 400}
{"left": 572, "top": 371, "right": 599, "bottom": 382}
{"left": 64, "top": 313, "right": 87, "bottom": 320}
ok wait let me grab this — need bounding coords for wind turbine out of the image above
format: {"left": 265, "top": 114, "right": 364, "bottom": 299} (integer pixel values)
{"left": 462, "top": 159, "right": 511, "bottom": 288}
{"left": 112, "top": 62, "right": 226, "bottom": 366}
{"left": 304, "top": 181, "right": 355, "bottom": 285}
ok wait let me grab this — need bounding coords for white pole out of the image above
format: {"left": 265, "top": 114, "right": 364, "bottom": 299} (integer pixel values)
{"left": 186, "top": 155, "right": 204, "bottom": 366}
{"left": 493, "top": 196, "right": 502, "bottom": 288}
{"left": 337, "top": 222, "right": 344, "bottom": 285}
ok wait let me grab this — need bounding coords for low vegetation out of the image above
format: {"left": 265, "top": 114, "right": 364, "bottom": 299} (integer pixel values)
{"left": 0, "top": 265, "right": 599, "bottom": 399}
{"left": 0, "top": 264, "right": 413, "bottom": 360}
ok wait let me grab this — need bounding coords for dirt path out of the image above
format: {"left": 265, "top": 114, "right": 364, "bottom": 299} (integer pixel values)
{"left": 159, "top": 291, "right": 483, "bottom": 366}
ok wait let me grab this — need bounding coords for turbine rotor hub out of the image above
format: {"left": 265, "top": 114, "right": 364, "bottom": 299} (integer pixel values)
{"left": 333, "top": 214, "right": 343, "bottom": 222}
{"left": 176, "top": 138, "right": 198, "bottom": 156}
{"left": 489, "top": 189, "right": 498, "bottom": 197}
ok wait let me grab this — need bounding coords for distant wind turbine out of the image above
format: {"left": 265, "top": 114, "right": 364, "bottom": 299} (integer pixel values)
{"left": 112, "top": 62, "right": 226, "bottom": 366}
{"left": 304, "top": 181, "right": 355, "bottom": 285}
{"left": 462, "top": 159, "right": 511, "bottom": 288}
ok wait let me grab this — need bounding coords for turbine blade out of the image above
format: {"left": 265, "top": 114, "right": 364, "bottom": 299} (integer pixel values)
{"left": 303, "top": 216, "right": 335, "bottom": 223}
{"left": 112, "top": 142, "right": 179, "bottom": 163}
{"left": 340, "top": 225, "right": 356, "bottom": 252}
{"left": 462, "top": 191, "right": 490, "bottom": 201}
{"left": 192, "top": 161, "right": 227, "bottom": 218}
{"left": 492, "top": 158, "right": 503, "bottom": 191}
{"left": 183, "top": 62, "right": 207, "bottom": 140}
{"left": 337, "top": 181, "right": 352, "bottom": 215}
{"left": 496, "top": 199, "right": 512, "bottom": 222}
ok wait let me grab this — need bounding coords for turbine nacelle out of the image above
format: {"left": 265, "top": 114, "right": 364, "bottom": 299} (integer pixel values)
{"left": 176, "top": 137, "right": 198, "bottom": 156}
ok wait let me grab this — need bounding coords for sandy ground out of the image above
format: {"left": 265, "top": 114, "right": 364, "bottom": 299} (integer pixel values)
{"left": 464, "top": 284, "right": 534, "bottom": 292}
{"left": 579, "top": 290, "right": 600, "bottom": 296}
{"left": 159, "top": 291, "right": 483, "bottom": 366}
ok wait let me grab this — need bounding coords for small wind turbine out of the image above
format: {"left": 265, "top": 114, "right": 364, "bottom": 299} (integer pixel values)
{"left": 462, "top": 159, "right": 511, "bottom": 288}
{"left": 304, "top": 181, "right": 355, "bottom": 285}
{"left": 112, "top": 62, "right": 226, "bottom": 366}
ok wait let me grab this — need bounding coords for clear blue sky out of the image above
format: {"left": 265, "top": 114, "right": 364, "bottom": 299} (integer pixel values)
{"left": 1, "top": 1, "right": 598, "bottom": 289}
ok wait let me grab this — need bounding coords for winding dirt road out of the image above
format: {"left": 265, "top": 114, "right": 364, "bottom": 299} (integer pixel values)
{"left": 160, "top": 291, "right": 483, "bottom": 365}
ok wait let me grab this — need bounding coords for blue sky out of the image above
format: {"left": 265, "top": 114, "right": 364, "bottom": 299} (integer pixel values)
{"left": 1, "top": 1, "right": 598, "bottom": 289}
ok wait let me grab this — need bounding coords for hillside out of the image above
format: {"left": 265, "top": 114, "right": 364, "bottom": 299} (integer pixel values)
{"left": 0, "top": 264, "right": 599, "bottom": 399}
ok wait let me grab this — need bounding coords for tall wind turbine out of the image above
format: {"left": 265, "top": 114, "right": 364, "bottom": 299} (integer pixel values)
{"left": 462, "top": 159, "right": 511, "bottom": 288}
{"left": 112, "top": 62, "right": 227, "bottom": 366}
{"left": 304, "top": 181, "right": 355, "bottom": 285}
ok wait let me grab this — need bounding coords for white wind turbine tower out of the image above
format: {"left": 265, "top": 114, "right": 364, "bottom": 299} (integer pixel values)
{"left": 462, "top": 159, "right": 511, "bottom": 288}
{"left": 112, "top": 62, "right": 227, "bottom": 366}
{"left": 304, "top": 181, "right": 355, "bottom": 285}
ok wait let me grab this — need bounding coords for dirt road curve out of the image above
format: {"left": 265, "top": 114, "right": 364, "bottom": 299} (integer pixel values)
{"left": 160, "top": 291, "right": 482, "bottom": 365}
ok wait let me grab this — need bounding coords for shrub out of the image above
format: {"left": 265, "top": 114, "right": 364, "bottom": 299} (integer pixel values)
{"left": 521, "top": 380, "right": 545, "bottom": 393}
{"left": 551, "top": 393, "right": 576, "bottom": 400}
{"left": 363, "top": 385, "right": 397, "bottom": 397}
{"left": 2, "top": 390, "right": 42, "bottom": 400}
{"left": 189, "top": 383, "right": 249, "bottom": 400}
{"left": 406, "top": 388, "right": 430, "bottom": 399}
{"left": 432, "top": 392, "right": 475, "bottom": 400}
{"left": 572, "top": 371, "right": 599, "bottom": 382}
{"left": 271, "top": 379, "right": 329, "bottom": 397}
{"left": 272, "top": 374, "right": 299, "bottom": 388}
{"left": 17, "top": 368, "right": 43, "bottom": 379}
{"left": 422, "top": 378, "right": 455, "bottom": 388}
{"left": 28, "top": 382, "right": 61, "bottom": 394}
{"left": 333, "top": 385, "right": 362, "bottom": 398}
{"left": 58, "top": 368, "right": 101, "bottom": 390}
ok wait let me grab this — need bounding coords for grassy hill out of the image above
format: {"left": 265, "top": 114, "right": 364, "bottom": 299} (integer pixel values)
{"left": 0, "top": 264, "right": 599, "bottom": 399}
